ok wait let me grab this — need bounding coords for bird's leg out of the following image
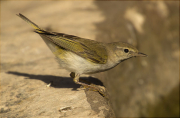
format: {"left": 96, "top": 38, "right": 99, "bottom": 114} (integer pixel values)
{"left": 70, "top": 72, "right": 92, "bottom": 88}
{"left": 70, "top": 72, "right": 106, "bottom": 97}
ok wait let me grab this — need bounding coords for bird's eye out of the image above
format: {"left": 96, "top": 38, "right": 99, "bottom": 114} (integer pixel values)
{"left": 124, "top": 49, "right": 129, "bottom": 53}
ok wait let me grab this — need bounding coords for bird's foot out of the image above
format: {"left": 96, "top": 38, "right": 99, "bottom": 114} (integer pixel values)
{"left": 70, "top": 72, "right": 108, "bottom": 98}
{"left": 81, "top": 84, "right": 107, "bottom": 98}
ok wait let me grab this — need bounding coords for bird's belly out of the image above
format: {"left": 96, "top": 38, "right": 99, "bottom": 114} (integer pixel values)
{"left": 56, "top": 51, "right": 117, "bottom": 74}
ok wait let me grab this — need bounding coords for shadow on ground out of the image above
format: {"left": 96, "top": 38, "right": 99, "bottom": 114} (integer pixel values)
{"left": 7, "top": 71, "right": 104, "bottom": 91}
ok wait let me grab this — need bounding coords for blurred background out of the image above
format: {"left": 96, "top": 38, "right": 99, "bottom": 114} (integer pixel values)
{"left": 94, "top": 1, "right": 179, "bottom": 117}
{"left": 1, "top": 1, "right": 179, "bottom": 117}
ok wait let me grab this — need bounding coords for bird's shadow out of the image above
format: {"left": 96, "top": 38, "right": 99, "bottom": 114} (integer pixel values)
{"left": 7, "top": 71, "right": 103, "bottom": 91}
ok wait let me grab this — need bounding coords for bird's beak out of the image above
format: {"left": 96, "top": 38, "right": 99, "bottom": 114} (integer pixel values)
{"left": 135, "top": 52, "right": 147, "bottom": 57}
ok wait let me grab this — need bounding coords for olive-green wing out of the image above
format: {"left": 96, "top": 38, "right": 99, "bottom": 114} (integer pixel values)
{"left": 37, "top": 31, "right": 108, "bottom": 64}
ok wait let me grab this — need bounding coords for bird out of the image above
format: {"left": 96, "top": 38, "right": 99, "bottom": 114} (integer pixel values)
{"left": 17, "top": 13, "right": 147, "bottom": 96}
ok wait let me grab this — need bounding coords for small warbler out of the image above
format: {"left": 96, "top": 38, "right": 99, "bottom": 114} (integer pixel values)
{"left": 17, "top": 13, "right": 147, "bottom": 96}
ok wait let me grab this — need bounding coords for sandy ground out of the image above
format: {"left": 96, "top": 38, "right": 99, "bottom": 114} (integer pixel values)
{"left": 1, "top": 1, "right": 114, "bottom": 118}
{"left": 1, "top": 1, "right": 179, "bottom": 118}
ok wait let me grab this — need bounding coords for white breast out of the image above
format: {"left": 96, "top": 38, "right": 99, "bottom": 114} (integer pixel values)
{"left": 56, "top": 51, "right": 118, "bottom": 74}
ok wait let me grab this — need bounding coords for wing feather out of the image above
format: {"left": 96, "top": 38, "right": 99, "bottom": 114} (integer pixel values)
{"left": 37, "top": 30, "right": 108, "bottom": 64}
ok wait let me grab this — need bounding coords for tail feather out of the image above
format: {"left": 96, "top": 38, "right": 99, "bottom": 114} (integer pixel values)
{"left": 17, "top": 13, "right": 43, "bottom": 31}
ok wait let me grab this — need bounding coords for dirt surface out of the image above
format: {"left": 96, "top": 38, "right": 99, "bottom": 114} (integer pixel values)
{"left": 1, "top": 1, "right": 179, "bottom": 118}
{"left": 1, "top": 1, "right": 114, "bottom": 118}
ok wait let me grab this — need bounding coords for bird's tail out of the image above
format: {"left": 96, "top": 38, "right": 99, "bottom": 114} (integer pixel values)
{"left": 17, "top": 13, "right": 44, "bottom": 33}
